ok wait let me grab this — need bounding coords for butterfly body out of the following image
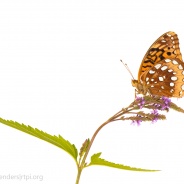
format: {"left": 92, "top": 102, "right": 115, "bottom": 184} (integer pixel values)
{"left": 132, "top": 31, "right": 184, "bottom": 98}
{"left": 132, "top": 79, "right": 148, "bottom": 95}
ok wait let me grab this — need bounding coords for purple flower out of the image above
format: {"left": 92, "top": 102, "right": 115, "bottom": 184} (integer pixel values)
{"left": 132, "top": 119, "right": 142, "bottom": 126}
{"left": 154, "top": 96, "right": 171, "bottom": 111}
{"left": 132, "top": 114, "right": 143, "bottom": 126}
{"left": 161, "top": 96, "right": 171, "bottom": 110}
{"left": 151, "top": 109, "right": 159, "bottom": 123}
{"left": 130, "top": 96, "right": 171, "bottom": 125}
{"left": 136, "top": 96, "right": 145, "bottom": 109}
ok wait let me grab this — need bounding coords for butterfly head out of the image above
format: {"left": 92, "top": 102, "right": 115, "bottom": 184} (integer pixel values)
{"left": 131, "top": 79, "right": 148, "bottom": 95}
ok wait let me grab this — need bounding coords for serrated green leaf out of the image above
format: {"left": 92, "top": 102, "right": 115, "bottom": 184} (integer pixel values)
{"left": 89, "top": 153, "right": 159, "bottom": 172}
{"left": 0, "top": 117, "right": 78, "bottom": 161}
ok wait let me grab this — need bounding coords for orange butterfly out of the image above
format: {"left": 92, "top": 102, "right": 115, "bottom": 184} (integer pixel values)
{"left": 131, "top": 31, "right": 184, "bottom": 98}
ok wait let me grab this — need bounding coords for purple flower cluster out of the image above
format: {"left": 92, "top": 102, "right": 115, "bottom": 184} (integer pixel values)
{"left": 161, "top": 96, "right": 171, "bottom": 110}
{"left": 154, "top": 96, "right": 171, "bottom": 110}
{"left": 136, "top": 96, "right": 145, "bottom": 109}
{"left": 132, "top": 96, "right": 171, "bottom": 125}
{"left": 132, "top": 97, "right": 145, "bottom": 125}
{"left": 132, "top": 115, "right": 142, "bottom": 126}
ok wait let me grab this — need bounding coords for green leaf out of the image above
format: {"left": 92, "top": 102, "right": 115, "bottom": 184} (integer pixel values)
{"left": 88, "top": 152, "right": 160, "bottom": 172}
{"left": 0, "top": 117, "right": 78, "bottom": 161}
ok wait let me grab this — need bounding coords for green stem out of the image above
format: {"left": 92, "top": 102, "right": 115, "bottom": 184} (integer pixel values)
{"left": 75, "top": 166, "right": 82, "bottom": 184}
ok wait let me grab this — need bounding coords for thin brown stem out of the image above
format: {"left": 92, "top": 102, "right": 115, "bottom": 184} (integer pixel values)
{"left": 75, "top": 107, "right": 130, "bottom": 184}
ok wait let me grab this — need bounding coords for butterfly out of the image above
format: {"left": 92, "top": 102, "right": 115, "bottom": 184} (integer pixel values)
{"left": 131, "top": 31, "right": 184, "bottom": 98}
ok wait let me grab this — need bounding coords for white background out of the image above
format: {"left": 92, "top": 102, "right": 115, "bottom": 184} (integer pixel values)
{"left": 0, "top": 1, "right": 184, "bottom": 184}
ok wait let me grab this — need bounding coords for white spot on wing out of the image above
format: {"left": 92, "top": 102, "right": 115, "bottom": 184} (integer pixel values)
{"left": 159, "top": 77, "right": 164, "bottom": 81}
{"left": 165, "top": 59, "right": 171, "bottom": 62}
{"left": 161, "top": 66, "right": 168, "bottom": 71}
{"left": 171, "top": 76, "right": 177, "bottom": 81}
{"left": 178, "top": 64, "right": 183, "bottom": 70}
{"left": 154, "top": 64, "right": 161, "bottom": 69}
{"left": 149, "top": 70, "right": 155, "bottom": 74}
{"left": 161, "top": 86, "right": 164, "bottom": 89}
{"left": 172, "top": 60, "right": 178, "bottom": 65}
{"left": 170, "top": 82, "right": 174, "bottom": 87}
{"left": 168, "top": 69, "right": 173, "bottom": 72}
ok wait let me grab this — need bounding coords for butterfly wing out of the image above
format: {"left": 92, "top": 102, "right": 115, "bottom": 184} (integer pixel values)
{"left": 138, "top": 31, "right": 183, "bottom": 81}
{"left": 140, "top": 58, "right": 184, "bottom": 97}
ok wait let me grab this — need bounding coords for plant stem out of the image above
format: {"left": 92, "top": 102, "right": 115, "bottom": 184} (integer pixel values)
{"left": 75, "top": 107, "right": 131, "bottom": 184}
{"left": 75, "top": 166, "right": 82, "bottom": 184}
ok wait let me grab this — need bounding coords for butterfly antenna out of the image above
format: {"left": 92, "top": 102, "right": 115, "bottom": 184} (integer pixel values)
{"left": 120, "top": 60, "right": 135, "bottom": 80}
